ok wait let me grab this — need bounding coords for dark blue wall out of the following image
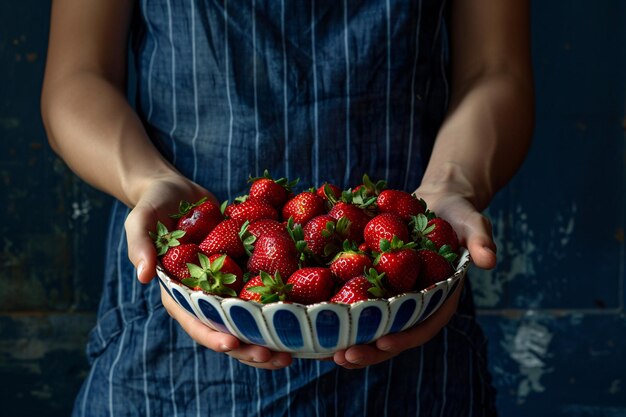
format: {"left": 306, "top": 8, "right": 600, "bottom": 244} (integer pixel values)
{"left": 475, "top": 2, "right": 626, "bottom": 416}
{"left": 0, "top": 1, "right": 624, "bottom": 416}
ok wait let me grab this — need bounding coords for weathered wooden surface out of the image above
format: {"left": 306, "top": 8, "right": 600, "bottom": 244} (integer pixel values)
{"left": 0, "top": 1, "right": 624, "bottom": 417}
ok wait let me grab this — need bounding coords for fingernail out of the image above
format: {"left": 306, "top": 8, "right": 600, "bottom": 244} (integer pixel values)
{"left": 378, "top": 343, "right": 392, "bottom": 352}
{"left": 348, "top": 356, "right": 364, "bottom": 365}
{"left": 137, "top": 261, "right": 145, "bottom": 280}
{"left": 483, "top": 245, "right": 496, "bottom": 255}
{"left": 271, "top": 360, "right": 283, "bottom": 367}
{"left": 220, "top": 344, "right": 232, "bottom": 352}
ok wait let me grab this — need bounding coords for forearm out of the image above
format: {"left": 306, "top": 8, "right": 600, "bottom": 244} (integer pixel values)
{"left": 41, "top": 72, "right": 177, "bottom": 207}
{"left": 421, "top": 71, "right": 534, "bottom": 210}
{"left": 421, "top": 0, "right": 534, "bottom": 211}
{"left": 40, "top": 0, "right": 179, "bottom": 208}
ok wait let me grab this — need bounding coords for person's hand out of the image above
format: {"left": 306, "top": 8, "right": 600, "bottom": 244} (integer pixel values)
{"left": 124, "top": 173, "right": 293, "bottom": 369}
{"left": 332, "top": 186, "right": 496, "bottom": 369}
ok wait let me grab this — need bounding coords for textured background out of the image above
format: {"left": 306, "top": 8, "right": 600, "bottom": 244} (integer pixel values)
{"left": 0, "top": 1, "right": 624, "bottom": 416}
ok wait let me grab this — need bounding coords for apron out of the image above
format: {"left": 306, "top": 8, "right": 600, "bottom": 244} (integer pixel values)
{"left": 73, "top": 1, "right": 497, "bottom": 415}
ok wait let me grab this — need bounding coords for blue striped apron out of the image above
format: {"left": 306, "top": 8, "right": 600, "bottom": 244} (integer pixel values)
{"left": 73, "top": 1, "right": 497, "bottom": 415}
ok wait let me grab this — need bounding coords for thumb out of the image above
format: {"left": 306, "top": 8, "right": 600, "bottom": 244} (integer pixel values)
{"left": 457, "top": 211, "right": 497, "bottom": 270}
{"left": 124, "top": 203, "right": 161, "bottom": 284}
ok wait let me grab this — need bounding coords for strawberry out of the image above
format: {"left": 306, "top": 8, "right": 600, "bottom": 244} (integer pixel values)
{"left": 327, "top": 203, "right": 368, "bottom": 243}
{"left": 329, "top": 240, "right": 373, "bottom": 283}
{"left": 199, "top": 218, "right": 246, "bottom": 258}
{"left": 248, "top": 170, "right": 299, "bottom": 209}
{"left": 410, "top": 214, "right": 460, "bottom": 254}
{"left": 426, "top": 217, "right": 460, "bottom": 254}
{"left": 286, "top": 267, "right": 335, "bottom": 305}
{"left": 161, "top": 243, "right": 202, "bottom": 280}
{"left": 316, "top": 182, "right": 341, "bottom": 202}
{"left": 352, "top": 174, "right": 387, "bottom": 197}
{"left": 239, "top": 271, "right": 293, "bottom": 303}
{"left": 327, "top": 186, "right": 377, "bottom": 243}
{"left": 374, "top": 237, "right": 421, "bottom": 294}
{"left": 224, "top": 198, "right": 279, "bottom": 223}
{"left": 363, "top": 213, "right": 410, "bottom": 252}
{"left": 246, "top": 219, "right": 289, "bottom": 240}
{"left": 181, "top": 253, "right": 243, "bottom": 296}
{"left": 150, "top": 221, "right": 186, "bottom": 257}
{"left": 281, "top": 191, "right": 326, "bottom": 225}
{"left": 238, "top": 275, "right": 264, "bottom": 302}
{"left": 240, "top": 219, "right": 290, "bottom": 254}
{"left": 303, "top": 215, "right": 350, "bottom": 258}
{"left": 247, "top": 231, "right": 300, "bottom": 278}
{"left": 376, "top": 190, "right": 425, "bottom": 222}
{"left": 330, "top": 269, "right": 386, "bottom": 304}
{"left": 415, "top": 246, "right": 457, "bottom": 290}
{"left": 169, "top": 197, "right": 223, "bottom": 244}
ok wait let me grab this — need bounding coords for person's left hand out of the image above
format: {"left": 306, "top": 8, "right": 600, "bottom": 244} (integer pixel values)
{"left": 332, "top": 187, "right": 496, "bottom": 369}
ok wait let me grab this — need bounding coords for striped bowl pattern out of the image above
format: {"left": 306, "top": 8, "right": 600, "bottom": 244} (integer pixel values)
{"left": 156, "top": 248, "right": 470, "bottom": 358}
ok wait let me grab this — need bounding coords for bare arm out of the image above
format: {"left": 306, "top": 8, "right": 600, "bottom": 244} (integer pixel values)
{"left": 419, "top": 0, "right": 534, "bottom": 268}
{"left": 41, "top": 0, "right": 291, "bottom": 370}
{"left": 41, "top": 0, "right": 180, "bottom": 207}
{"left": 334, "top": 0, "right": 534, "bottom": 368}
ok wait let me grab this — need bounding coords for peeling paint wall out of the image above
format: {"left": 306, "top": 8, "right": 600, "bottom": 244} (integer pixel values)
{"left": 0, "top": 1, "right": 625, "bottom": 417}
{"left": 0, "top": 2, "right": 113, "bottom": 416}
{"left": 473, "top": 2, "right": 626, "bottom": 416}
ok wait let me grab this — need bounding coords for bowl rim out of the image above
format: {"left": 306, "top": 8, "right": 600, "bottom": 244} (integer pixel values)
{"left": 156, "top": 247, "right": 471, "bottom": 309}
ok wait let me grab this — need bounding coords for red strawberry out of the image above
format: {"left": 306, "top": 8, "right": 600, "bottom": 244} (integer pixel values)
{"left": 239, "top": 275, "right": 264, "bottom": 302}
{"left": 329, "top": 241, "right": 373, "bottom": 283}
{"left": 316, "top": 183, "right": 341, "bottom": 202}
{"left": 224, "top": 198, "right": 278, "bottom": 223}
{"left": 247, "top": 232, "right": 300, "bottom": 278}
{"left": 160, "top": 243, "right": 202, "bottom": 280}
{"left": 246, "top": 219, "right": 289, "bottom": 240}
{"left": 411, "top": 214, "right": 460, "bottom": 254}
{"left": 199, "top": 218, "right": 246, "bottom": 258}
{"left": 363, "top": 213, "right": 410, "bottom": 252}
{"left": 150, "top": 221, "right": 186, "bottom": 257}
{"left": 169, "top": 198, "right": 223, "bottom": 244}
{"left": 286, "top": 267, "right": 335, "bottom": 305}
{"left": 241, "top": 219, "right": 290, "bottom": 252}
{"left": 330, "top": 269, "right": 386, "bottom": 304}
{"left": 376, "top": 190, "right": 425, "bottom": 222}
{"left": 248, "top": 170, "right": 299, "bottom": 209}
{"left": 326, "top": 186, "right": 377, "bottom": 243}
{"left": 426, "top": 217, "right": 460, "bottom": 254}
{"left": 327, "top": 202, "right": 370, "bottom": 243}
{"left": 352, "top": 174, "right": 387, "bottom": 197}
{"left": 281, "top": 191, "right": 326, "bottom": 225}
{"left": 415, "top": 247, "right": 456, "bottom": 290}
{"left": 303, "top": 215, "right": 350, "bottom": 258}
{"left": 208, "top": 253, "right": 244, "bottom": 293}
{"left": 374, "top": 237, "right": 421, "bottom": 294}
{"left": 182, "top": 253, "right": 243, "bottom": 296}
{"left": 239, "top": 271, "right": 293, "bottom": 303}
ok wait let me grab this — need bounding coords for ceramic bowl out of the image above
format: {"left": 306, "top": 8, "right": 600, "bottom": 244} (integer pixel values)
{"left": 156, "top": 248, "right": 470, "bottom": 358}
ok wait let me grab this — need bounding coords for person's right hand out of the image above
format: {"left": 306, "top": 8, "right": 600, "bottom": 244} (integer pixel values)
{"left": 124, "top": 173, "right": 293, "bottom": 370}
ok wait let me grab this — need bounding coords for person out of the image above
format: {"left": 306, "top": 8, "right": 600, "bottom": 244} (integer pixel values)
{"left": 41, "top": 0, "right": 533, "bottom": 415}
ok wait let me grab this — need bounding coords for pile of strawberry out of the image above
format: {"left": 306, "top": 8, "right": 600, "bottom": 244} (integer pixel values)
{"left": 152, "top": 172, "right": 460, "bottom": 305}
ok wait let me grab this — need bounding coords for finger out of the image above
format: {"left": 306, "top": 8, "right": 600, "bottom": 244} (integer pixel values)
{"left": 335, "top": 345, "right": 394, "bottom": 368}
{"left": 161, "top": 287, "right": 240, "bottom": 352}
{"left": 125, "top": 203, "right": 161, "bottom": 283}
{"left": 232, "top": 351, "right": 293, "bottom": 370}
{"left": 458, "top": 211, "right": 497, "bottom": 270}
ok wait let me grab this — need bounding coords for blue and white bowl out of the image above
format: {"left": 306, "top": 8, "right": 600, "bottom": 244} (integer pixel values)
{"left": 157, "top": 248, "right": 470, "bottom": 358}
